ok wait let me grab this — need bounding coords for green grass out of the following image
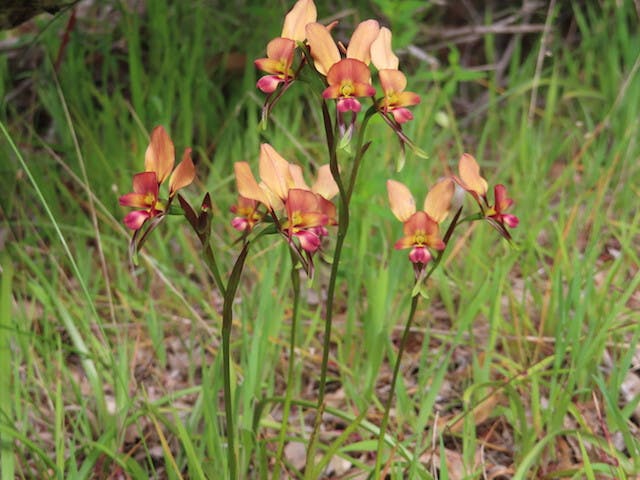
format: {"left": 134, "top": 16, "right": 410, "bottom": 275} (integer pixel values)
{"left": 2, "top": 0, "right": 639, "bottom": 478}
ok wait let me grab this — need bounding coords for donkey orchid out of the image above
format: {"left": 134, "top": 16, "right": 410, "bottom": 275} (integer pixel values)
{"left": 371, "top": 27, "right": 420, "bottom": 123}
{"left": 283, "top": 188, "right": 329, "bottom": 253}
{"left": 454, "top": 153, "right": 519, "bottom": 237}
{"left": 230, "top": 196, "right": 262, "bottom": 232}
{"left": 232, "top": 144, "right": 337, "bottom": 250}
{"left": 254, "top": 0, "right": 317, "bottom": 93}
{"left": 119, "top": 126, "right": 195, "bottom": 230}
{"left": 306, "top": 20, "right": 380, "bottom": 112}
{"left": 387, "top": 178, "right": 454, "bottom": 266}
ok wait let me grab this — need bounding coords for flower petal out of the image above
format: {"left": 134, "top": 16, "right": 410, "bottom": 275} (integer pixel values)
{"left": 169, "top": 148, "right": 196, "bottom": 196}
{"left": 391, "top": 108, "right": 414, "bottom": 124}
{"left": 288, "top": 163, "right": 310, "bottom": 190}
{"left": 457, "top": 153, "right": 488, "bottom": 197}
{"left": 387, "top": 179, "right": 416, "bottom": 221}
{"left": 259, "top": 143, "right": 294, "bottom": 201}
{"left": 424, "top": 178, "right": 454, "bottom": 223}
{"left": 296, "top": 230, "right": 321, "bottom": 252}
{"left": 306, "top": 22, "right": 340, "bottom": 75}
{"left": 119, "top": 192, "right": 149, "bottom": 208}
{"left": 326, "top": 58, "right": 372, "bottom": 87}
{"left": 123, "top": 210, "right": 151, "bottom": 230}
{"left": 234, "top": 162, "right": 270, "bottom": 207}
{"left": 132, "top": 171, "right": 159, "bottom": 196}
{"left": 256, "top": 75, "right": 285, "bottom": 93}
{"left": 378, "top": 68, "right": 407, "bottom": 94}
{"left": 281, "top": 0, "right": 317, "bottom": 41}
{"left": 493, "top": 184, "right": 513, "bottom": 212}
{"left": 144, "top": 126, "right": 175, "bottom": 184}
{"left": 312, "top": 164, "right": 338, "bottom": 199}
{"left": 286, "top": 188, "right": 320, "bottom": 216}
{"left": 371, "top": 27, "right": 399, "bottom": 70}
{"left": 266, "top": 37, "right": 296, "bottom": 64}
{"left": 346, "top": 19, "right": 379, "bottom": 64}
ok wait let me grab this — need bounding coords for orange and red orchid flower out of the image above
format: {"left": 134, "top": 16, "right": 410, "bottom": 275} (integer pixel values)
{"left": 254, "top": 0, "right": 317, "bottom": 93}
{"left": 306, "top": 20, "right": 380, "bottom": 112}
{"left": 454, "top": 153, "right": 519, "bottom": 235}
{"left": 387, "top": 178, "right": 454, "bottom": 265}
{"left": 232, "top": 144, "right": 338, "bottom": 248}
{"left": 119, "top": 126, "right": 195, "bottom": 230}
{"left": 230, "top": 195, "right": 263, "bottom": 232}
{"left": 371, "top": 27, "right": 420, "bottom": 123}
{"left": 283, "top": 188, "right": 329, "bottom": 253}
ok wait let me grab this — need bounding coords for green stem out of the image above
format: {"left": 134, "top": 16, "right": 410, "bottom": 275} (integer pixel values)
{"left": 203, "top": 239, "right": 226, "bottom": 297}
{"left": 222, "top": 242, "right": 250, "bottom": 479}
{"left": 306, "top": 102, "right": 375, "bottom": 474}
{"left": 273, "top": 254, "right": 301, "bottom": 479}
{"left": 372, "top": 207, "right": 463, "bottom": 475}
{"left": 374, "top": 293, "right": 420, "bottom": 475}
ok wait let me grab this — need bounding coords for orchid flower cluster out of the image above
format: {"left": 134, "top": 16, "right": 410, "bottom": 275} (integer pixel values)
{"left": 231, "top": 143, "right": 338, "bottom": 272}
{"left": 117, "top": 0, "right": 518, "bottom": 476}
{"left": 255, "top": 0, "right": 420, "bottom": 132}
{"left": 388, "top": 153, "right": 518, "bottom": 277}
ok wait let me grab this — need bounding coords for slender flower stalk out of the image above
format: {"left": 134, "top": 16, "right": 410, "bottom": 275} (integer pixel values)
{"left": 374, "top": 205, "right": 462, "bottom": 476}
{"left": 221, "top": 241, "right": 250, "bottom": 479}
{"left": 305, "top": 99, "right": 375, "bottom": 473}
{"left": 273, "top": 252, "right": 301, "bottom": 479}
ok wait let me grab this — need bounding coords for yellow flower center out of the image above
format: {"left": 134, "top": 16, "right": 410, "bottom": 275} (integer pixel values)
{"left": 340, "top": 81, "right": 355, "bottom": 97}
{"left": 414, "top": 232, "right": 426, "bottom": 245}
{"left": 291, "top": 211, "right": 303, "bottom": 226}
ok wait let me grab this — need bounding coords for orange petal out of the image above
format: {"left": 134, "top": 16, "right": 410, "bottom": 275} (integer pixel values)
{"left": 266, "top": 37, "right": 296, "bottom": 65}
{"left": 144, "top": 126, "right": 175, "bottom": 184}
{"left": 423, "top": 178, "right": 454, "bottom": 223}
{"left": 259, "top": 143, "right": 294, "bottom": 201}
{"left": 387, "top": 179, "right": 416, "bottom": 221}
{"left": 281, "top": 0, "right": 317, "bottom": 41}
{"left": 378, "top": 69, "right": 407, "bottom": 94}
{"left": 326, "top": 58, "right": 372, "bottom": 87}
{"left": 312, "top": 164, "right": 338, "bottom": 199}
{"left": 286, "top": 188, "right": 321, "bottom": 221}
{"left": 288, "top": 163, "right": 310, "bottom": 190}
{"left": 234, "top": 162, "right": 269, "bottom": 206}
{"left": 402, "top": 211, "right": 431, "bottom": 236}
{"left": 346, "top": 19, "right": 379, "bottom": 64}
{"left": 169, "top": 148, "right": 196, "bottom": 196}
{"left": 306, "top": 22, "right": 340, "bottom": 75}
{"left": 255, "top": 57, "right": 283, "bottom": 75}
{"left": 396, "top": 91, "right": 421, "bottom": 107}
{"left": 458, "top": 153, "right": 488, "bottom": 196}
{"left": 371, "top": 27, "right": 398, "bottom": 70}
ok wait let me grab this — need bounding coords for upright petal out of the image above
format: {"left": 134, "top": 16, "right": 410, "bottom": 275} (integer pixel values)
{"left": 387, "top": 179, "right": 416, "bottom": 221}
{"left": 312, "top": 164, "right": 339, "bottom": 199}
{"left": 169, "top": 148, "right": 196, "bottom": 196}
{"left": 259, "top": 144, "right": 294, "bottom": 200}
{"left": 378, "top": 69, "right": 407, "bottom": 95}
{"left": 371, "top": 27, "right": 399, "bottom": 70}
{"left": 424, "top": 178, "right": 454, "bottom": 223}
{"left": 234, "top": 162, "right": 270, "bottom": 207}
{"left": 281, "top": 0, "right": 317, "bottom": 41}
{"left": 458, "top": 153, "right": 488, "bottom": 197}
{"left": 306, "top": 22, "right": 340, "bottom": 75}
{"left": 346, "top": 19, "right": 380, "bottom": 64}
{"left": 288, "top": 163, "right": 310, "bottom": 190}
{"left": 144, "top": 126, "right": 175, "bottom": 184}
